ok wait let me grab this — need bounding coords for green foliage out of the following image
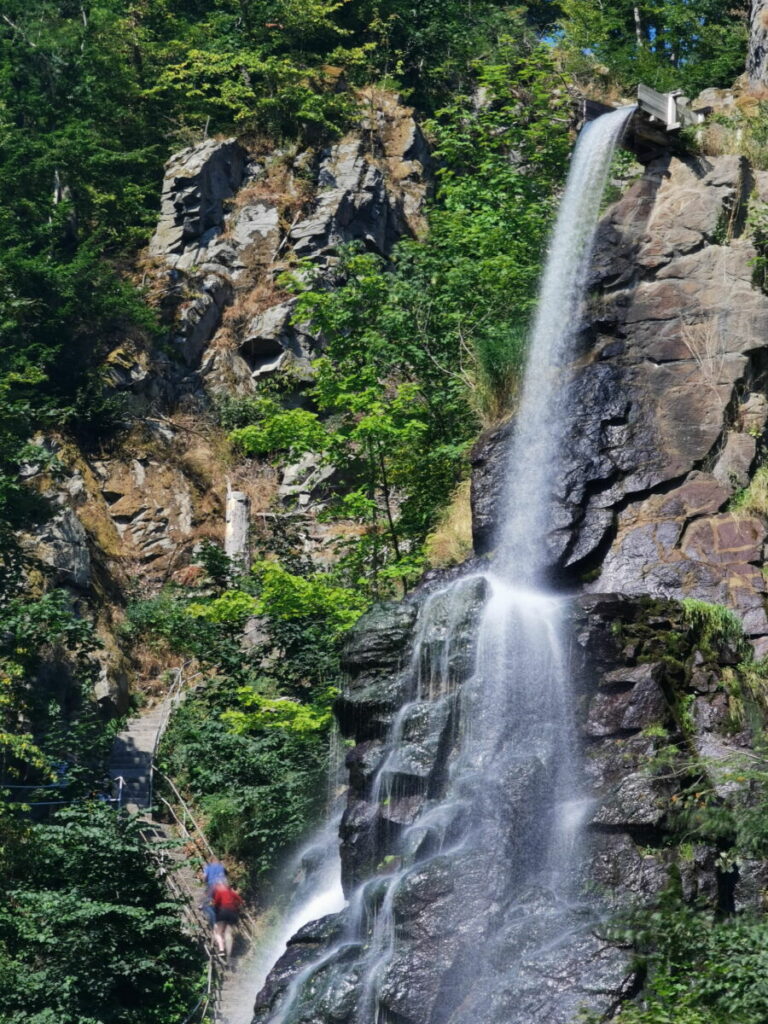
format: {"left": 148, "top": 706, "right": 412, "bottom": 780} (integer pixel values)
{"left": 748, "top": 201, "right": 768, "bottom": 292}
{"left": 196, "top": 539, "right": 233, "bottom": 587}
{"left": 223, "top": 45, "right": 573, "bottom": 595}
{"left": 187, "top": 589, "right": 259, "bottom": 625}
{"left": 158, "top": 679, "right": 330, "bottom": 881}
{"left": 0, "top": 590, "right": 104, "bottom": 785}
{"left": 222, "top": 684, "right": 336, "bottom": 733}
{"left": 0, "top": 803, "right": 202, "bottom": 1024}
{"left": 252, "top": 560, "right": 368, "bottom": 636}
{"left": 680, "top": 599, "right": 748, "bottom": 658}
{"left": 557, "top": 0, "right": 749, "bottom": 96}
{"left": 230, "top": 405, "right": 330, "bottom": 458}
{"left": 151, "top": 49, "right": 357, "bottom": 141}
{"left": 130, "top": 541, "right": 364, "bottom": 880}
{"left": 597, "top": 894, "right": 768, "bottom": 1024}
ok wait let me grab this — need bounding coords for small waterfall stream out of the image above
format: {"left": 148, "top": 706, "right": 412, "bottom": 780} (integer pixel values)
{"left": 250, "top": 105, "right": 636, "bottom": 1024}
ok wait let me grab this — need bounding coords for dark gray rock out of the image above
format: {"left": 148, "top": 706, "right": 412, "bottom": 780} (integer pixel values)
{"left": 749, "top": 2, "right": 768, "bottom": 86}
{"left": 470, "top": 420, "right": 514, "bottom": 555}
{"left": 585, "top": 665, "right": 669, "bottom": 737}
{"left": 27, "top": 506, "right": 91, "bottom": 590}
{"left": 590, "top": 772, "right": 668, "bottom": 828}
{"left": 149, "top": 138, "right": 246, "bottom": 257}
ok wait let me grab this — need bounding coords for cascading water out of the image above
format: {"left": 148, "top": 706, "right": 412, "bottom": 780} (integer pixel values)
{"left": 252, "top": 105, "right": 636, "bottom": 1024}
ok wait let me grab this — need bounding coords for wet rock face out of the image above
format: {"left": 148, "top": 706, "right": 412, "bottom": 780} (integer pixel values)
{"left": 255, "top": 592, "right": 755, "bottom": 1024}
{"left": 336, "top": 575, "right": 487, "bottom": 891}
{"left": 470, "top": 420, "right": 514, "bottom": 555}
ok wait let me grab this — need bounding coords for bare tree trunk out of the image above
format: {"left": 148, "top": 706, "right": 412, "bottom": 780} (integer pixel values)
{"left": 633, "top": 6, "right": 643, "bottom": 48}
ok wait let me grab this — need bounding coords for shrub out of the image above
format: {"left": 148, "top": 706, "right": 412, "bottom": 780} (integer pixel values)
{"left": 0, "top": 803, "right": 202, "bottom": 1024}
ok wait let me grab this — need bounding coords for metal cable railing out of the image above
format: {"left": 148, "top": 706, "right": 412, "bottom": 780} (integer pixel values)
{"left": 141, "top": 663, "right": 259, "bottom": 1019}
{"left": 154, "top": 778, "right": 258, "bottom": 940}
{"left": 148, "top": 662, "right": 204, "bottom": 810}
{"left": 140, "top": 820, "right": 223, "bottom": 1023}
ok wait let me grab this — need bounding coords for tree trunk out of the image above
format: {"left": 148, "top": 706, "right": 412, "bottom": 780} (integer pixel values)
{"left": 748, "top": 0, "right": 768, "bottom": 87}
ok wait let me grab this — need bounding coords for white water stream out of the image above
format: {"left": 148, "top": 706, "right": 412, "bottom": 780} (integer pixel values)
{"left": 240, "top": 105, "right": 636, "bottom": 1024}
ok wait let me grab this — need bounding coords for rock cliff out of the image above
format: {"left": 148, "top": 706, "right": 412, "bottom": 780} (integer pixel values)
{"left": 252, "top": 142, "right": 768, "bottom": 1021}
{"left": 478, "top": 152, "right": 768, "bottom": 651}
{"left": 22, "top": 91, "right": 431, "bottom": 709}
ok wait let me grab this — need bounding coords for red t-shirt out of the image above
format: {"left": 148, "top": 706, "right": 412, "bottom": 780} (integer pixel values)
{"left": 212, "top": 886, "right": 243, "bottom": 913}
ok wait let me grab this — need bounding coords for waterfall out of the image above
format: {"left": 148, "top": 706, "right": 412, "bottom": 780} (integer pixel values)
{"left": 252, "top": 105, "right": 636, "bottom": 1024}
{"left": 498, "top": 106, "right": 637, "bottom": 581}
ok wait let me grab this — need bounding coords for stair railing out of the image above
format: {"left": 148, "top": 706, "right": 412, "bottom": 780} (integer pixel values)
{"left": 148, "top": 661, "right": 205, "bottom": 810}
{"left": 153, "top": 773, "right": 259, "bottom": 940}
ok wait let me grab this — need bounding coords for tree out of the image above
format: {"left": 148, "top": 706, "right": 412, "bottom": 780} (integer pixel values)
{"left": 0, "top": 804, "right": 202, "bottom": 1024}
{"left": 558, "top": 0, "right": 750, "bottom": 95}
{"left": 229, "top": 46, "right": 573, "bottom": 593}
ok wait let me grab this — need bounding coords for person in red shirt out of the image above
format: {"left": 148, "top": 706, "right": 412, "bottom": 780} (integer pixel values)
{"left": 211, "top": 881, "right": 243, "bottom": 961}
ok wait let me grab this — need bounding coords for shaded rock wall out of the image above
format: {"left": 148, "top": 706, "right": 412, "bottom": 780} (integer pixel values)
{"left": 749, "top": 0, "right": 768, "bottom": 88}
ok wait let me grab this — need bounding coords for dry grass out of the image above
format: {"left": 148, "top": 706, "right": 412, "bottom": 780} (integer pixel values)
{"left": 681, "top": 316, "right": 728, "bottom": 381}
{"left": 229, "top": 155, "right": 315, "bottom": 225}
{"left": 425, "top": 479, "right": 474, "bottom": 568}
{"left": 693, "top": 104, "right": 768, "bottom": 169}
{"left": 218, "top": 278, "right": 291, "bottom": 346}
{"left": 229, "top": 462, "right": 280, "bottom": 514}
{"left": 732, "top": 465, "right": 768, "bottom": 519}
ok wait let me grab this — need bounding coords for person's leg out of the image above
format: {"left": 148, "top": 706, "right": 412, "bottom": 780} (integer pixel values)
{"left": 224, "top": 922, "right": 234, "bottom": 959}
{"left": 213, "top": 921, "right": 226, "bottom": 954}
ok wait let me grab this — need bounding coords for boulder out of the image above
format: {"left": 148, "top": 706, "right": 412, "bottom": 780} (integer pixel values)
{"left": 470, "top": 419, "right": 514, "bottom": 555}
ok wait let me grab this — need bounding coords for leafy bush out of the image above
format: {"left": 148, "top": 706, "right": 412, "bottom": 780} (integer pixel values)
{"left": 130, "top": 546, "right": 363, "bottom": 881}
{"left": 0, "top": 803, "right": 202, "bottom": 1024}
{"left": 230, "top": 407, "right": 330, "bottom": 458}
{"left": 0, "top": 590, "right": 106, "bottom": 785}
{"left": 158, "top": 683, "right": 330, "bottom": 883}
{"left": 601, "top": 897, "right": 768, "bottom": 1024}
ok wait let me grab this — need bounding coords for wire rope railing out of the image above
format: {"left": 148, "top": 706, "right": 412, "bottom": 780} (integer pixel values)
{"left": 142, "top": 662, "right": 260, "bottom": 1021}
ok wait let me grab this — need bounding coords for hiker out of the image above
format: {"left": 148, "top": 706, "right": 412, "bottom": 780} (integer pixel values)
{"left": 212, "top": 880, "right": 243, "bottom": 961}
{"left": 202, "top": 857, "right": 227, "bottom": 895}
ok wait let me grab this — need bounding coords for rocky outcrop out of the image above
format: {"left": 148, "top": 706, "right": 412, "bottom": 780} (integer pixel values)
{"left": 474, "top": 153, "right": 768, "bottom": 652}
{"left": 253, "top": 132, "right": 768, "bottom": 1024}
{"left": 26, "top": 92, "right": 431, "bottom": 707}
{"left": 144, "top": 90, "right": 431, "bottom": 389}
{"left": 149, "top": 138, "right": 247, "bottom": 260}
{"left": 255, "top": 585, "right": 758, "bottom": 1024}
